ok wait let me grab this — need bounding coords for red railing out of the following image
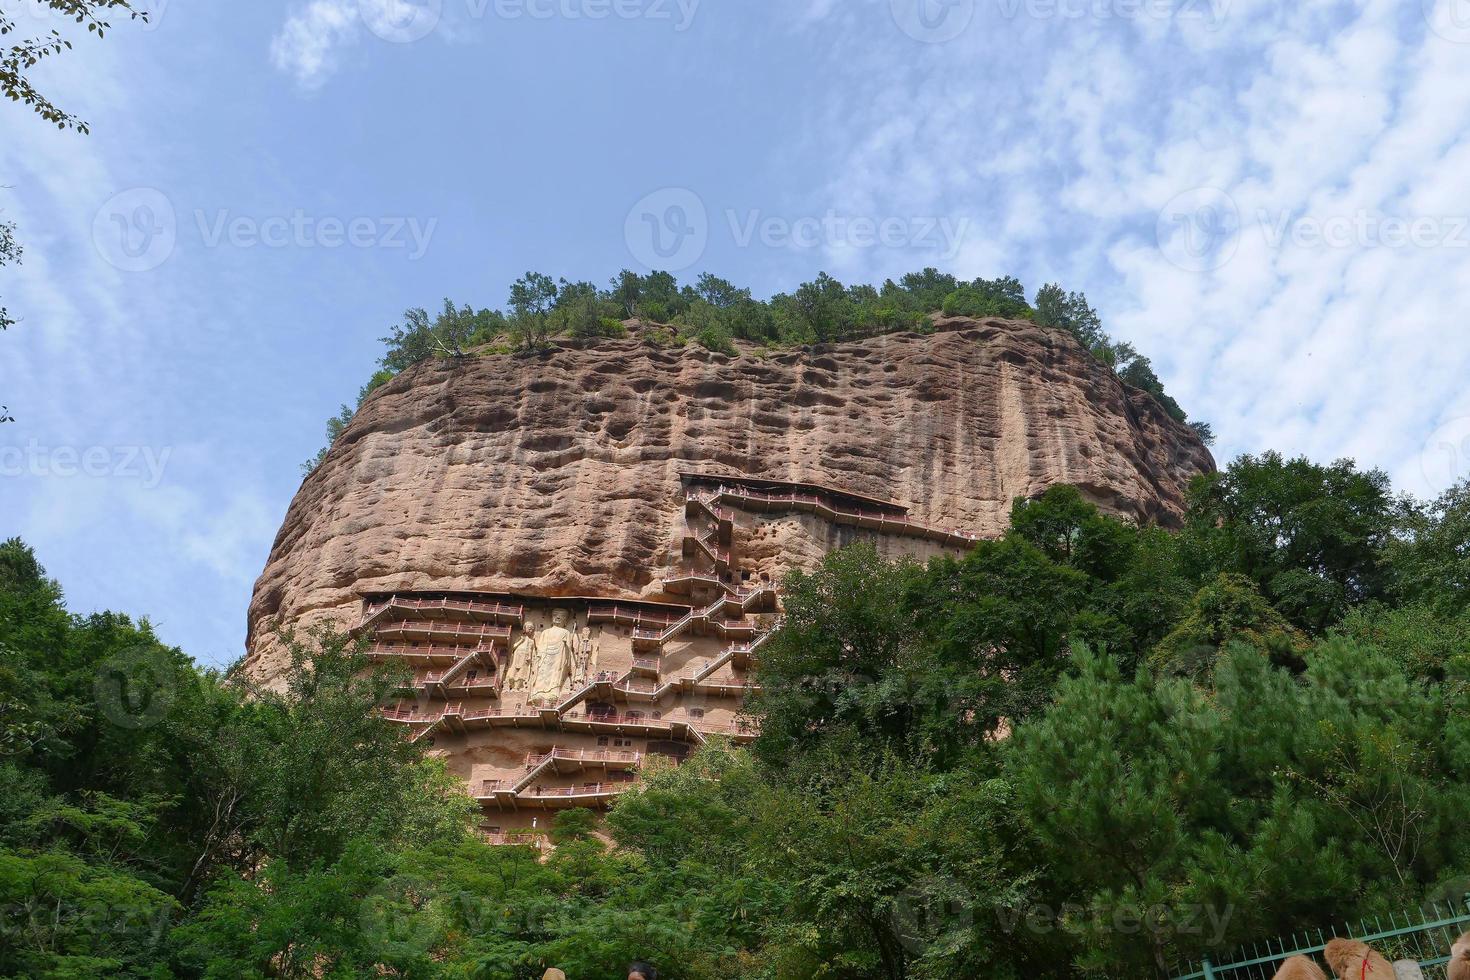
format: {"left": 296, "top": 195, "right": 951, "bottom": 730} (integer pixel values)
{"left": 526, "top": 748, "right": 641, "bottom": 767}
{"left": 369, "top": 642, "right": 487, "bottom": 661}
{"left": 588, "top": 604, "right": 688, "bottom": 627}
{"left": 375, "top": 621, "right": 511, "bottom": 642}
{"left": 567, "top": 710, "right": 673, "bottom": 729}
{"left": 525, "top": 782, "right": 633, "bottom": 799}
{"left": 363, "top": 596, "right": 524, "bottom": 622}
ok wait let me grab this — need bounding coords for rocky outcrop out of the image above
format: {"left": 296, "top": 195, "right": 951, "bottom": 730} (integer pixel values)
{"left": 243, "top": 316, "right": 1213, "bottom": 681}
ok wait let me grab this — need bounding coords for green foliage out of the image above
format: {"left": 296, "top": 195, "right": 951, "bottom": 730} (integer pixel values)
{"left": 942, "top": 276, "right": 1032, "bottom": 320}
{"left": 1032, "top": 283, "right": 1104, "bottom": 350}
{"left": 1181, "top": 451, "right": 1398, "bottom": 631}
{"left": 1150, "top": 572, "right": 1308, "bottom": 677}
{"left": 315, "top": 269, "right": 1200, "bottom": 478}
{"left": 11, "top": 439, "right": 1470, "bottom": 978}
{"left": 1388, "top": 479, "right": 1470, "bottom": 618}
{"left": 1119, "top": 355, "right": 1189, "bottom": 423}
{"left": 2, "top": 1, "right": 147, "bottom": 135}
{"left": 1, "top": 215, "right": 18, "bottom": 336}
{"left": 1190, "top": 420, "right": 1217, "bottom": 446}
{"left": 770, "top": 271, "right": 855, "bottom": 343}
{"left": 1331, "top": 602, "right": 1470, "bottom": 681}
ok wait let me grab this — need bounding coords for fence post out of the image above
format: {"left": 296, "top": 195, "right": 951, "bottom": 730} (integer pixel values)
{"left": 1201, "top": 957, "right": 1216, "bottom": 980}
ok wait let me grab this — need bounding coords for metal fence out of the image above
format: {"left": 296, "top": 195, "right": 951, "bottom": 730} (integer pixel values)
{"left": 1173, "top": 897, "right": 1470, "bottom": 980}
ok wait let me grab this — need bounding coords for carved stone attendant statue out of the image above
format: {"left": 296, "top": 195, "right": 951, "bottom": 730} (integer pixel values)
{"left": 572, "top": 626, "right": 597, "bottom": 688}
{"left": 506, "top": 624, "right": 536, "bottom": 692}
{"left": 527, "top": 609, "right": 579, "bottom": 706}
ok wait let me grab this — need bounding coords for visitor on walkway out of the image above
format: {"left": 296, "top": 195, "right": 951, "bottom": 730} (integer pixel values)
{"left": 627, "top": 961, "right": 658, "bottom": 980}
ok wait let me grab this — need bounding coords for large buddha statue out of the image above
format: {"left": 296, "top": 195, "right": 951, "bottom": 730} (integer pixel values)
{"left": 527, "top": 609, "right": 579, "bottom": 706}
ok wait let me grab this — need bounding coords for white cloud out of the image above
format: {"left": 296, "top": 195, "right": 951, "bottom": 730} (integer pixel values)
{"left": 269, "top": 0, "right": 361, "bottom": 90}
{"left": 786, "top": 0, "right": 1470, "bottom": 498}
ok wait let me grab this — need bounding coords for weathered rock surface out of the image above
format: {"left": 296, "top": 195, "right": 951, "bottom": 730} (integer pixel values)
{"left": 243, "top": 316, "right": 1213, "bottom": 681}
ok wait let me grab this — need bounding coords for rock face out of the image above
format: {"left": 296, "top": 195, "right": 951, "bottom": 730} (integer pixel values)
{"left": 241, "top": 316, "right": 1212, "bottom": 838}
{"left": 245, "top": 316, "right": 1213, "bottom": 679}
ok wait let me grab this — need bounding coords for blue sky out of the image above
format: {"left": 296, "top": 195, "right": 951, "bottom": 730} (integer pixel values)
{"left": 4, "top": 0, "right": 1470, "bottom": 666}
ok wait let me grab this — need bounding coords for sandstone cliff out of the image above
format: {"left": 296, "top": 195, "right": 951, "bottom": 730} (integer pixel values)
{"left": 243, "top": 316, "right": 1213, "bottom": 681}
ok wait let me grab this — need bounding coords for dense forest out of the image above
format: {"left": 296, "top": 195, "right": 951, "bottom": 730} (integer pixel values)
{"left": 302, "top": 269, "right": 1212, "bottom": 474}
{"left": 4, "top": 453, "right": 1469, "bottom": 978}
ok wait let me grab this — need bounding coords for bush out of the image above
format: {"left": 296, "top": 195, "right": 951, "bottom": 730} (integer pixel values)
{"left": 692, "top": 324, "right": 737, "bottom": 356}
{"left": 941, "top": 278, "right": 1032, "bottom": 319}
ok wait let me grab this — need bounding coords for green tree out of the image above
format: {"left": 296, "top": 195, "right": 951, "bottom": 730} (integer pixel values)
{"left": 751, "top": 545, "right": 925, "bottom": 770}
{"left": 1119, "top": 355, "right": 1188, "bottom": 423}
{"left": 908, "top": 537, "right": 1092, "bottom": 729}
{"left": 772, "top": 272, "right": 855, "bottom": 344}
{"left": 1032, "top": 283, "right": 1104, "bottom": 350}
{"left": 941, "top": 276, "right": 1031, "bottom": 320}
{"left": 508, "top": 272, "right": 560, "bottom": 351}
{"left": 1150, "top": 573, "right": 1307, "bottom": 678}
{"left": 1388, "top": 479, "right": 1470, "bottom": 618}
{"left": 892, "top": 267, "right": 959, "bottom": 312}
{"left": 1181, "top": 452, "right": 1398, "bottom": 631}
